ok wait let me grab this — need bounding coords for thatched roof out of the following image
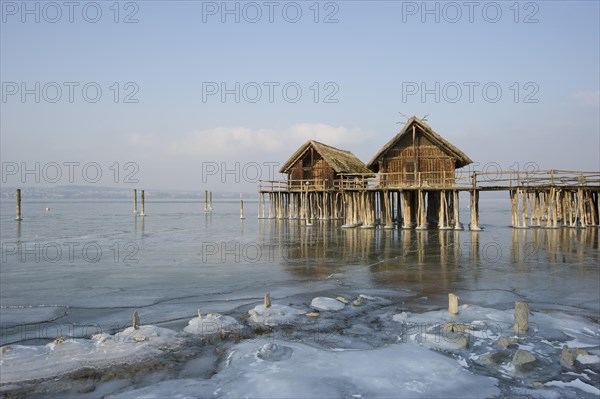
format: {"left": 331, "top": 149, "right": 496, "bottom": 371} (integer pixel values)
{"left": 279, "top": 140, "right": 371, "bottom": 175}
{"left": 367, "top": 116, "right": 473, "bottom": 172}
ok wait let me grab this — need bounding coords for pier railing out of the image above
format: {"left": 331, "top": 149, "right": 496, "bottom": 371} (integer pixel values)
{"left": 259, "top": 170, "right": 600, "bottom": 192}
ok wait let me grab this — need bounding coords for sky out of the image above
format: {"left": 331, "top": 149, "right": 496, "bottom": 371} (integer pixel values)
{"left": 1, "top": 0, "right": 599, "bottom": 192}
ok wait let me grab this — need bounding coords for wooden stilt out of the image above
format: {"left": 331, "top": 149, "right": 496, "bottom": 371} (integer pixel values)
{"left": 140, "top": 190, "right": 145, "bottom": 216}
{"left": 469, "top": 190, "right": 481, "bottom": 230}
{"left": 401, "top": 191, "right": 412, "bottom": 228}
{"left": 520, "top": 189, "right": 528, "bottom": 228}
{"left": 577, "top": 188, "right": 586, "bottom": 228}
{"left": 133, "top": 189, "right": 138, "bottom": 214}
{"left": 534, "top": 191, "right": 541, "bottom": 227}
{"left": 453, "top": 190, "right": 461, "bottom": 230}
{"left": 416, "top": 190, "right": 427, "bottom": 229}
{"left": 15, "top": 189, "right": 22, "bottom": 221}
{"left": 240, "top": 193, "right": 245, "bottom": 219}
{"left": 383, "top": 190, "right": 393, "bottom": 228}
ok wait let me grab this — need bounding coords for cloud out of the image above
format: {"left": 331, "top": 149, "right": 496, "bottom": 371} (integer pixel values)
{"left": 129, "top": 123, "right": 372, "bottom": 160}
{"left": 571, "top": 90, "right": 600, "bottom": 108}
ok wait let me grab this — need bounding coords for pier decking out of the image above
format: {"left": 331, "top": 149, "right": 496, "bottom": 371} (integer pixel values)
{"left": 258, "top": 169, "right": 599, "bottom": 230}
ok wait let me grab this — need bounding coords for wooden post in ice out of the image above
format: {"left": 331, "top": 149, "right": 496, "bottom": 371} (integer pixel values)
{"left": 514, "top": 301, "right": 529, "bottom": 334}
{"left": 209, "top": 191, "right": 213, "bottom": 211}
{"left": 132, "top": 311, "right": 140, "bottom": 330}
{"left": 448, "top": 293, "right": 459, "bottom": 315}
{"left": 140, "top": 190, "right": 146, "bottom": 216}
{"left": 15, "top": 189, "right": 22, "bottom": 221}
{"left": 204, "top": 190, "right": 208, "bottom": 212}
{"left": 133, "top": 189, "right": 137, "bottom": 214}
{"left": 264, "top": 292, "right": 271, "bottom": 308}
{"left": 240, "top": 193, "right": 245, "bottom": 219}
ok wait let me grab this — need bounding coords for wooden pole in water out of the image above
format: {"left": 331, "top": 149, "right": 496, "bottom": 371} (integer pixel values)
{"left": 209, "top": 192, "right": 213, "bottom": 211}
{"left": 453, "top": 191, "right": 461, "bottom": 230}
{"left": 416, "top": 190, "right": 427, "bottom": 229}
{"left": 240, "top": 193, "right": 245, "bottom": 219}
{"left": 520, "top": 189, "right": 528, "bottom": 228}
{"left": 204, "top": 190, "right": 208, "bottom": 212}
{"left": 15, "top": 189, "right": 22, "bottom": 221}
{"left": 534, "top": 191, "right": 541, "bottom": 227}
{"left": 401, "top": 191, "right": 412, "bottom": 228}
{"left": 514, "top": 301, "right": 529, "bottom": 334}
{"left": 383, "top": 190, "right": 393, "bottom": 228}
{"left": 439, "top": 190, "right": 449, "bottom": 229}
{"left": 470, "top": 190, "right": 480, "bottom": 230}
{"left": 140, "top": 190, "right": 145, "bottom": 216}
{"left": 448, "top": 293, "right": 459, "bottom": 315}
{"left": 589, "top": 190, "right": 599, "bottom": 226}
{"left": 546, "top": 188, "right": 555, "bottom": 228}
{"left": 577, "top": 188, "right": 586, "bottom": 228}
{"left": 133, "top": 189, "right": 137, "bottom": 214}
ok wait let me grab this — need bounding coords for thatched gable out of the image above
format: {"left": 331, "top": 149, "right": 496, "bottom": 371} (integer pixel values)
{"left": 279, "top": 140, "right": 371, "bottom": 175}
{"left": 367, "top": 116, "right": 473, "bottom": 172}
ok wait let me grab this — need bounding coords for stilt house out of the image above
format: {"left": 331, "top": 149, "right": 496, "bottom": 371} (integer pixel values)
{"left": 367, "top": 116, "right": 473, "bottom": 187}
{"left": 279, "top": 140, "right": 371, "bottom": 190}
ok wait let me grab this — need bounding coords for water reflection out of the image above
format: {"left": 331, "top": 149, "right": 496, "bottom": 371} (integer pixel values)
{"left": 511, "top": 227, "right": 598, "bottom": 265}
{"left": 15, "top": 221, "right": 21, "bottom": 244}
{"left": 259, "top": 221, "right": 599, "bottom": 287}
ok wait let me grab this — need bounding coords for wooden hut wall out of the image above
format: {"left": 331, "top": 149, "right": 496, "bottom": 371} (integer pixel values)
{"left": 287, "top": 148, "right": 335, "bottom": 189}
{"left": 380, "top": 131, "right": 456, "bottom": 187}
{"left": 288, "top": 164, "right": 303, "bottom": 188}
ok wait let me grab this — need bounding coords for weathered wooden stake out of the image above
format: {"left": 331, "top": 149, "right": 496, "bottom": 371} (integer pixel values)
{"left": 204, "top": 190, "right": 208, "bottom": 212}
{"left": 240, "top": 193, "right": 245, "bottom": 219}
{"left": 416, "top": 190, "right": 427, "bottom": 229}
{"left": 132, "top": 311, "right": 140, "bottom": 330}
{"left": 534, "top": 192, "right": 542, "bottom": 227}
{"left": 546, "top": 188, "right": 555, "bottom": 228}
{"left": 140, "top": 190, "right": 146, "bottom": 216}
{"left": 133, "top": 189, "right": 137, "bottom": 214}
{"left": 470, "top": 190, "right": 481, "bottom": 230}
{"left": 577, "top": 188, "right": 586, "bottom": 227}
{"left": 520, "top": 189, "right": 529, "bottom": 228}
{"left": 15, "top": 189, "right": 22, "bottom": 221}
{"left": 209, "top": 191, "right": 213, "bottom": 211}
{"left": 264, "top": 292, "right": 271, "bottom": 308}
{"left": 449, "top": 293, "right": 459, "bottom": 315}
{"left": 453, "top": 191, "right": 461, "bottom": 230}
{"left": 514, "top": 301, "right": 529, "bottom": 334}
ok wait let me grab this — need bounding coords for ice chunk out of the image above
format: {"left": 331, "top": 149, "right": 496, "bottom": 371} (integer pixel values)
{"left": 545, "top": 378, "right": 600, "bottom": 395}
{"left": 311, "top": 297, "right": 345, "bottom": 311}
{"left": 248, "top": 304, "right": 306, "bottom": 326}
{"left": 183, "top": 313, "right": 238, "bottom": 335}
{"left": 577, "top": 354, "right": 600, "bottom": 365}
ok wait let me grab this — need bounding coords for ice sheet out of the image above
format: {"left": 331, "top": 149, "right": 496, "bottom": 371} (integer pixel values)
{"left": 108, "top": 339, "right": 500, "bottom": 399}
{"left": 0, "top": 325, "right": 182, "bottom": 384}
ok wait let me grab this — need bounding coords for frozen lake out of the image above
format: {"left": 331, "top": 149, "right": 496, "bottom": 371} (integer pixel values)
{"left": 1, "top": 198, "right": 598, "bottom": 398}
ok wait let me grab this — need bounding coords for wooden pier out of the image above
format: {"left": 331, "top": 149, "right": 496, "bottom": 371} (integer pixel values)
{"left": 259, "top": 169, "right": 599, "bottom": 229}
{"left": 258, "top": 117, "right": 599, "bottom": 230}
